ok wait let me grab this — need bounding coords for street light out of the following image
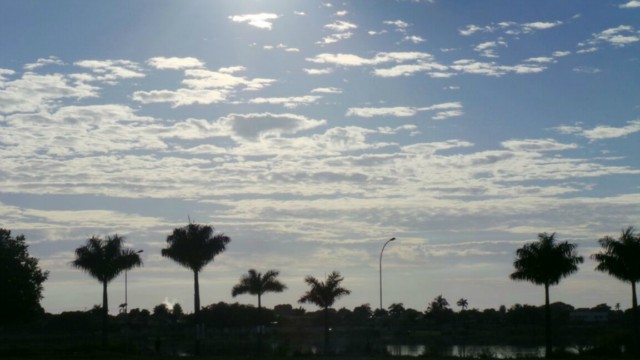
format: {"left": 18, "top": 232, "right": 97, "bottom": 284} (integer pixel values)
{"left": 124, "top": 249, "right": 144, "bottom": 314}
{"left": 379, "top": 237, "right": 396, "bottom": 311}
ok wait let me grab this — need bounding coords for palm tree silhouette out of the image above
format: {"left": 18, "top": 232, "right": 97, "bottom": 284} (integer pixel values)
{"left": 71, "top": 234, "right": 143, "bottom": 346}
{"left": 161, "top": 222, "right": 230, "bottom": 355}
{"left": 232, "top": 269, "right": 287, "bottom": 353}
{"left": 298, "top": 271, "right": 351, "bottom": 354}
{"left": 591, "top": 226, "right": 640, "bottom": 350}
{"left": 457, "top": 298, "right": 469, "bottom": 311}
{"left": 510, "top": 232, "right": 583, "bottom": 358}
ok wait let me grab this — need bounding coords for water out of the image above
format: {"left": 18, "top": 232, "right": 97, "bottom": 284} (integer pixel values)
{"left": 386, "top": 344, "right": 547, "bottom": 358}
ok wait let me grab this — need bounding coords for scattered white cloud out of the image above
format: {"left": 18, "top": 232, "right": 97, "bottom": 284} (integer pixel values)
{"left": 619, "top": 1, "right": 640, "bottom": 8}
{"left": 325, "top": 20, "right": 357, "bottom": 32}
{"left": 525, "top": 57, "right": 556, "bottom": 63}
{"left": 311, "top": 87, "right": 343, "bottom": 94}
{"left": 319, "top": 32, "right": 354, "bottom": 45}
{"left": 307, "top": 52, "right": 432, "bottom": 67}
{"left": 552, "top": 51, "right": 571, "bottom": 57}
{"left": 219, "top": 112, "right": 326, "bottom": 141}
{"left": 580, "top": 25, "right": 640, "bottom": 49}
{"left": 501, "top": 139, "right": 578, "bottom": 152}
{"left": 249, "top": 95, "right": 322, "bottom": 108}
{"left": 334, "top": 10, "right": 348, "bottom": 17}
{"left": 346, "top": 102, "right": 463, "bottom": 118}
{"left": 474, "top": 40, "right": 508, "bottom": 58}
{"left": 229, "top": 13, "right": 279, "bottom": 30}
{"left": 147, "top": 57, "right": 205, "bottom": 70}
{"left": 24, "top": 56, "right": 65, "bottom": 70}
{"left": 74, "top": 59, "right": 145, "bottom": 84}
{"left": 573, "top": 66, "right": 601, "bottom": 74}
{"left": 553, "top": 120, "right": 640, "bottom": 141}
{"left": 403, "top": 35, "right": 426, "bottom": 43}
{"left": 459, "top": 20, "right": 563, "bottom": 37}
{"left": 384, "top": 20, "right": 410, "bottom": 31}
{"left": 303, "top": 68, "right": 334, "bottom": 75}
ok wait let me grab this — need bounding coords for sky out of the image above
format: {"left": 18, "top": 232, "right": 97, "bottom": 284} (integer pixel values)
{"left": 1, "top": 0, "right": 639, "bottom": 315}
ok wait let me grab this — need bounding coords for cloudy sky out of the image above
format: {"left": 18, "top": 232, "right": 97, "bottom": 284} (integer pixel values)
{"left": 1, "top": 0, "right": 639, "bottom": 314}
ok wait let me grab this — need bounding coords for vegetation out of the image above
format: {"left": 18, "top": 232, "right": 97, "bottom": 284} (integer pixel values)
{"left": 232, "top": 269, "right": 287, "bottom": 353}
{"left": 299, "top": 271, "right": 351, "bottom": 354}
{"left": 0, "top": 228, "right": 49, "bottom": 325}
{"left": 592, "top": 226, "right": 640, "bottom": 353}
{"left": 161, "top": 222, "right": 230, "bottom": 355}
{"left": 510, "top": 233, "right": 584, "bottom": 358}
{"left": 4, "top": 224, "right": 640, "bottom": 358}
{"left": 71, "top": 234, "right": 143, "bottom": 346}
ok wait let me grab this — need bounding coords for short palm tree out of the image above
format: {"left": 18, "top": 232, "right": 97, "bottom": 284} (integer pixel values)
{"left": 232, "top": 269, "right": 287, "bottom": 352}
{"left": 298, "top": 271, "right": 351, "bottom": 354}
{"left": 591, "top": 226, "right": 640, "bottom": 347}
{"left": 510, "top": 232, "right": 583, "bottom": 358}
{"left": 72, "top": 234, "right": 143, "bottom": 346}
{"left": 457, "top": 298, "right": 469, "bottom": 311}
{"left": 161, "top": 222, "right": 230, "bottom": 355}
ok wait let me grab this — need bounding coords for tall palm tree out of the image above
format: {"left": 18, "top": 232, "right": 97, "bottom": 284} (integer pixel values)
{"left": 510, "top": 232, "right": 583, "bottom": 358}
{"left": 591, "top": 226, "right": 640, "bottom": 348}
{"left": 72, "top": 234, "right": 143, "bottom": 346}
{"left": 161, "top": 222, "right": 230, "bottom": 355}
{"left": 232, "top": 269, "right": 287, "bottom": 352}
{"left": 298, "top": 271, "right": 351, "bottom": 354}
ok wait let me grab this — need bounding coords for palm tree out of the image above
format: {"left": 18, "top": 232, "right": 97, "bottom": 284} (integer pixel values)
{"left": 161, "top": 222, "right": 230, "bottom": 355}
{"left": 510, "top": 232, "right": 583, "bottom": 358}
{"left": 457, "top": 298, "right": 469, "bottom": 311}
{"left": 232, "top": 269, "right": 287, "bottom": 352}
{"left": 72, "top": 234, "right": 143, "bottom": 346}
{"left": 591, "top": 226, "right": 640, "bottom": 348}
{"left": 298, "top": 271, "right": 351, "bottom": 354}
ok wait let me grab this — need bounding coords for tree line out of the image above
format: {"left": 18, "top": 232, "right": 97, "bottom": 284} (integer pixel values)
{"left": 1, "top": 224, "right": 639, "bottom": 357}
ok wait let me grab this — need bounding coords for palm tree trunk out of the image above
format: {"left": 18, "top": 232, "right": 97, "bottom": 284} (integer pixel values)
{"left": 544, "top": 282, "right": 551, "bottom": 358}
{"left": 258, "top": 294, "right": 263, "bottom": 355}
{"left": 633, "top": 281, "right": 638, "bottom": 354}
{"left": 102, "top": 280, "right": 108, "bottom": 347}
{"left": 324, "top": 306, "right": 330, "bottom": 355}
{"left": 194, "top": 270, "right": 201, "bottom": 355}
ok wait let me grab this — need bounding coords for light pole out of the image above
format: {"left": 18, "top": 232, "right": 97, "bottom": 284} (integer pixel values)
{"left": 124, "top": 249, "right": 144, "bottom": 314}
{"left": 379, "top": 237, "right": 396, "bottom": 311}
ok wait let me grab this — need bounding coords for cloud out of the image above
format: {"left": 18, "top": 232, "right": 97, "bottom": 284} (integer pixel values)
{"left": 525, "top": 57, "right": 556, "bottom": 63}
{"left": 311, "top": 87, "right": 343, "bottom": 94}
{"left": 303, "top": 68, "right": 334, "bottom": 75}
{"left": 432, "top": 110, "right": 464, "bottom": 120}
{"left": 318, "top": 32, "right": 354, "bottom": 45}
{"left": 474, "top": 40, "right": 508, "bottom": 58}
{"left": 249, "top": 95, "right": 322, "bottom": 108}
{"left": 581, "top": 120, "right": 640, "bottom": 141}
{"left": 580, "top": 25, "right": 640, "bottom": 48}
{"left": 450, "top": 59, "right": 546, "bottom": 77}
{"left": 229, "top": 13, "right": 279, "bottom": 30}
{"left": 552, "top": 51, "right": 571, "bottom": 57}
{"left": 384, "top": 20, "right": 410, "bottom": 31}
{"left": 459, "top": 20, "right": 563, "bottom": 37}
{"left": 147, "top": 57, "right": 205, "bottom": 70}
{"left": 324, "top": 20, "right": 357, "bottom": 32}
{"left": 553, "top": 120, "right": 640, "bottom": 141}
{"left": 219, "top": 113, "right": 326, "bottom": 141}
{"left": 619, "top": 1, "right": 640, "bottom": 8}
{"left": 403, "top": 35, "right": 426, "bottom": 44}
{"left": 501, "top": 139, "right": 578, "bottom": 152}
{"left": 572, "top": 66, "right": 601, "bottom": 74}
{"left": 74, "top": 59, "right": 145, "bottom": 83}
{"left": 0, "top": 72, "right": 97, "bottom": 114}
{"left": 24, "top": 56, "right": 65, "bottom": 71}
{"left": 132, "top": 67, "right": 275, "bottom": 107}
{"left": 307, "top": 52, "right": 432, "bottom": 66}
{"left": 346, "top": 102, "right": 463, "bottom": 118}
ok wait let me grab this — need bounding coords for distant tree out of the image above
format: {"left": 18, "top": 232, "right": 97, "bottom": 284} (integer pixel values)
{"left": 591, "top": 226, "right": 640, "bottom": 349}
{"left": 457, "top": 298, "right": 469, "bottom": 311}
{"left": 72, "top": 234, "right": 143, "bottom": 346}
{"left": 427, "top": 295, "right": 450, "bottom": 313}
{"left": 352, "top": 303, "right": 373, "bottom": 324}
{"left": 299, "top": 271, "right": 351, "bottom": 354}
{"left": 510, "top": 232, "right": 583, "bottom": 358}
{"left": 0, "top": 228, "right": 49, "bottom": 325}
{"left": 161, "top": 222, "right": 230, "bottom": 355}
{"left": 153, "top": 303, "right": 171, "bottom": 318}
{"left": 172, "top": 303, "right": 184, "bottom": 319}
{"left": 232, "top": 269, "right": 287, "bottom": 353}
{"left": 388, "top": 302, "right": 406, "bottom": 318}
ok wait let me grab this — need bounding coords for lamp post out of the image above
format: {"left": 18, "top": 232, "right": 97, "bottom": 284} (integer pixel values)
{"left": 124, "top": 249, "right": 144, "bottom": 314}
{"left": 379, "top": 237, "right": 396, "bottom": 311}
